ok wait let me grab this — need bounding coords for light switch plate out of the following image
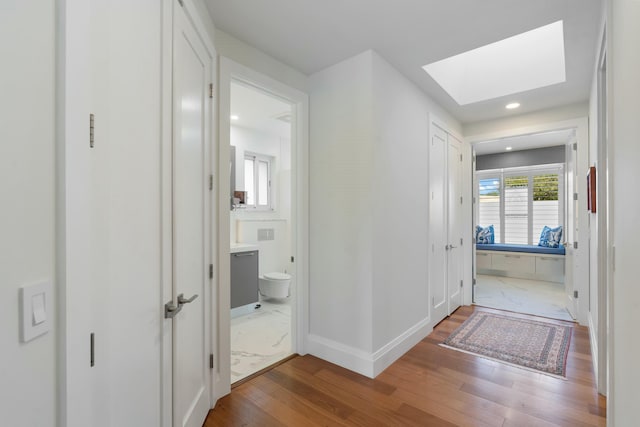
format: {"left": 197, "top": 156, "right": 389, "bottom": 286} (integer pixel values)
{"left": 20, "top": 280, "right": 52, "bottom": 343}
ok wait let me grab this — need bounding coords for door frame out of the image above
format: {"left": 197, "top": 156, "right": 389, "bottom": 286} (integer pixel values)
{"left": 466, "top": 117, "right": 590, "bottom": 325}
{"left": 595, "top": 25, "right": 609, "bottom": 396}
{"left": 161, "top": 0, "right": 217, "bottom": 425}
{"left": 216, "top": 57, "right": 309, "bottom": 400}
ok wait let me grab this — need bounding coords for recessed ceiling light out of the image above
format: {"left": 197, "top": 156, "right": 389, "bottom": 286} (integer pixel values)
{"left": 505, "top": 102, "right": 520, "bottom": 110}
{"left": 230, "top": 115, "right": 239, "bottom": 121}
{"left": 422, "top": 21, "right": 566, "bottom": 105}
{"left": 506, "top": 146, "right": 513, "bottom": 151}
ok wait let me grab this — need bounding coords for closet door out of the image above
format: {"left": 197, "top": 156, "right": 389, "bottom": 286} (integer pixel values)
{"left": 429, "top": 125, "right": 448, "bottom": 324}
{"left": 447, "top": 135, "right": 463, "bottom": 314}
{"left": 430, "top": 123, "right": 464, "bottom": 325}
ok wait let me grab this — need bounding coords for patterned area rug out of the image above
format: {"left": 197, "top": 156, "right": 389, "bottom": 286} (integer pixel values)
{"left": 441, "top": 310, "right": 572, "bottom": 379}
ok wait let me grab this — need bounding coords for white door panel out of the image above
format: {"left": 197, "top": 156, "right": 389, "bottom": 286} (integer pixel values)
{"left": 447, "top": 137, "right": 463, "bottom": 313}
{"left": 564, "top": 141, "right": 577, "bottom": 319}
{"left": 430, "top": 125, "right": 464, "bottom": 324}
{"left": 430, "top": 126, "right": 448, "bottom": 324}
{"left": 172, "top": 3, "right": 212, "bottom": 427}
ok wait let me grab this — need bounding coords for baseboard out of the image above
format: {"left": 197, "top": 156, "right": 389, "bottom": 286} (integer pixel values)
{"left": 307, "top": 316, "right": 432, "bottom": 379}
{"left": 371, "top": 316, "right": 432, "bottom": 377}
{"left": 306, "top": 334, "right": 375, "bottom": 378}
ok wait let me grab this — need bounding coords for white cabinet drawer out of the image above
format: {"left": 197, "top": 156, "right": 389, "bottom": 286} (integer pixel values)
{"left": 476, "top": 252, "right": 492, "bottom": 269}
{"left": 536, "top": 256, "right": 564, "bottom": 277}
{"left": 491, "top": 253, "right": 535, "bottom": 274}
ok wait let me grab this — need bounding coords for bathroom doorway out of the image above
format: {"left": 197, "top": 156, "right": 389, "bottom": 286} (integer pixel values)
{"left": 215, "top": 58, "right": 309, "bottom": 397}
{"left": 228, "top": 80, "right": 295, "bottom": 384}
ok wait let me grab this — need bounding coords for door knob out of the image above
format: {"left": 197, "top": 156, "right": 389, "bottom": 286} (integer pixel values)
{"left": 177, "top": 293, "right": 198, "bottom": 305}
{"left": 449, "top": 245, "right": 458, "bottom": 249}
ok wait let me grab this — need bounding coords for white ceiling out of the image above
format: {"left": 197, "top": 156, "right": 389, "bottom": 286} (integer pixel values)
{"left": 473, "top": 129, "right": 574, "bottom": 155}
{"left": 231, "top": 82, "right": 291, "bottom": 138}
{"left": 205, "top": 0, "right": 602, "bottom": 124}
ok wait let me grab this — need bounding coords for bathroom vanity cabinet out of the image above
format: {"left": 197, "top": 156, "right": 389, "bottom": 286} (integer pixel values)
{"left": 230, "top": 250, "right": 259, "bottom": 309}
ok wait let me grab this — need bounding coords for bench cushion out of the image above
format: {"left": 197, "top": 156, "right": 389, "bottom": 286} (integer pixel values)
{"left": 476, "top": 243, "right": 565, "bottom": 255}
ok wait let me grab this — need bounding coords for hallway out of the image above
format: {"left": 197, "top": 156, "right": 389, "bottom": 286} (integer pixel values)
{"left": 205, "top": 306, "right": 605, "bottom": 426}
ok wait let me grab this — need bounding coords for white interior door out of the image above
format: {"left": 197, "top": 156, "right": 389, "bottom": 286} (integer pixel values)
{"left": 564, "top": 141, "right": 577, "bottom": 319}
{"left": 172, "top": 3, "right": 212, "bottom": 426}
{"left": 447, "top": 136, "right": 463, "bottom": 314}
{"left": 429, "top": 125, "right": 448, "bottom": 324}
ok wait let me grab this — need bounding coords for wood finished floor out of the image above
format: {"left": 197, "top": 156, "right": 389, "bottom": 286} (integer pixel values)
{"left": 204, "top": 305, "right": 606, "bottom": 426}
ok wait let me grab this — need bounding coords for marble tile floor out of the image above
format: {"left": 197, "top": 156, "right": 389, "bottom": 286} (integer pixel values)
{"left": 474, "top": 274, "right": 574, "bottom": 321}
{"left": 230, "top": 298, "right": 292, "bottom": 384}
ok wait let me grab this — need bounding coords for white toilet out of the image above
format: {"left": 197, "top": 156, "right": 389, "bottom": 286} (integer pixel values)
{"left": 259, "top": 272, "right": 291, "bottom": 299}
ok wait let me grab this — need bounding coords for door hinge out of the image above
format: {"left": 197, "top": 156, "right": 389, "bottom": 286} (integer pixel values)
{"left": 574, "top": 290, "right": 579, "bottom": 299}
{"left": 460, "top": 280, "right": 463, "bottom": 288}
{"left": 472, "top": 278, "right": 477, "bottom": 285}
{"left": 573, "top": 241, "right": 578, "bottom": 250}
{"left": 90, "top": 333, "right": 95, "bottom": 367}
{"left": 573, "top": 142, "right": 578, "bottom": 151}
{"left": 209, "top": 83, "right": 214, "bottom": 99}
{"left": 460, "top": 196, "right": 463, "bottom": 204}
{"left": 209, "top": 354, "right": 214, "bottom": 369}
{"left": 209, "top": 174, "right": 213, "bottom": 191}
{"left": 290, "top": 256, "right": 294, "bottom": 263}
{"left": 473, "top": 196, "right": 476, "bottom": 204}
{"left": 209, "top": 264, "right": 213, "bottom": 279}
{"left": 89, "top": 114, "right": 95, "bottom": 148}
{"left": 460, "top": 154, "right": 463, "bottom": 162}
{"left": 460, "top": 238, "right": 463, "bottom": 246}
{"left": 573, "top": 193, "right": 578, "bottom": 201}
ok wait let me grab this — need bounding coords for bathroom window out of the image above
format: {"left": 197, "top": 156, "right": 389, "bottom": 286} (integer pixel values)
{"left": 244, "top": 152, "right": 273, "bottom": 210}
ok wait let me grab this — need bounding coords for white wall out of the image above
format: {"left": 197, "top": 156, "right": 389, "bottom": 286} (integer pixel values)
{"left": 371, "top": 52, "right": 460, "bottom": 350}
{"left": 0, "top": 1, "right": 57, "bottom": 425}
{"left": 214, "top": 29, "right": 308, "bottom": 93}
{"left": 309, "top": 50, "right": 462, "bottom": 377}
{"left": 609, "top": 0, "right": 640, "bottom": 424}
{"left": 463, "top": 102, "right": 589, "bottom": 136}
{"left": 309, "top": 51, "right": 375, "bottom": 364}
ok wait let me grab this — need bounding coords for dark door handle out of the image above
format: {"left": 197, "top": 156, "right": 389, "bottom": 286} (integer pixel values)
{"left": 177, "top": 293, "right": 198, "bottom": 305}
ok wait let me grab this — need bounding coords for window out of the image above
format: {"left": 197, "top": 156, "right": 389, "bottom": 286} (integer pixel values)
{"left": 504, "top": 175, "right": 529, "bottom": 244}
{"left": 477, "top": 165, "right": 563, "bottom": 245}
{"left": 244, "top": 152, "right": 273, "bottom": 210}
{"left": 478, "top": 177, "right": 501, "bottom": 243}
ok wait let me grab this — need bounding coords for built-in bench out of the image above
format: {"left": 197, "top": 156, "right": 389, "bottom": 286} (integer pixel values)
{"left": 476, "top": 243, "right": 565, "bottom": 283}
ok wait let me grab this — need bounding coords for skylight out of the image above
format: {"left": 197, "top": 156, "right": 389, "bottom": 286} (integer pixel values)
{"left": 422, "top": 21, "right": 566, "bottom": 105}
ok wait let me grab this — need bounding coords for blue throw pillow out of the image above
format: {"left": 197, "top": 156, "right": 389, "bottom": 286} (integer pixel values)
{"left": 538, "top": 225, "right": 563, "bottom": 248}
{"left": 476, "top": 225, "right": 495, "bottom": 244}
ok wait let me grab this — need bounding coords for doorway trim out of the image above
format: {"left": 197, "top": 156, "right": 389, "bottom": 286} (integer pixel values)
{"left": 595, "top": 24, "right": 609, "bottom": 396}
{"left": 466, "top": 117, "right": 590, "bottom": 326}
{"left": 216, "top": 57, "right": 309, "bottom": 400}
